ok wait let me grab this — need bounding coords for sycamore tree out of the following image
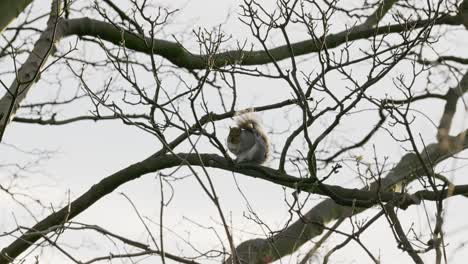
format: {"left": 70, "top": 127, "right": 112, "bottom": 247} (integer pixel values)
{"left": 1, "top": 0, "right": 468, "bottom": 263}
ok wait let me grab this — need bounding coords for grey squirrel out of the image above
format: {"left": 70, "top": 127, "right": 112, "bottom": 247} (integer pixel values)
{"left": 227, "top": 113, "right": 270, "bottom": 164}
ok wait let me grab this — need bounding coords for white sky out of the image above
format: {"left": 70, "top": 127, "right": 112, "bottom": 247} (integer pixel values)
{"left": 1, "top": 0, "right": 468, "bottom": 263}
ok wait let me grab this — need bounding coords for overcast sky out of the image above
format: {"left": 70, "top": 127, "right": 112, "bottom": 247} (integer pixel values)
{"left": 1, "top": 1, "right": 468, "bottom": 263}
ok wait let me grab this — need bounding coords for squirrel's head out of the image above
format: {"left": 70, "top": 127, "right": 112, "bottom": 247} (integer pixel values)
{"left": 228, "top": 127, "right": 241, "bottom": 144}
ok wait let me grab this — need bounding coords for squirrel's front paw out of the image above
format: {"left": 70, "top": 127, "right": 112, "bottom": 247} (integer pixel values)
{"left": 235, "top": 156, "right": 246, "bottom": 164}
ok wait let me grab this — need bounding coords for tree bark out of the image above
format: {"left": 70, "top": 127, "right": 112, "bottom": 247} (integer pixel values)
{"left": 0, "top": 0, "right": 33, "bottom": 33}
{"left": 0, "top": 8, "right": 462, "bottom": 141}
{"left": 1, "top": 130, "right": 468, "bottom": 263}
{"left": 0, "top": 0, "right": 62, "bottom": 141}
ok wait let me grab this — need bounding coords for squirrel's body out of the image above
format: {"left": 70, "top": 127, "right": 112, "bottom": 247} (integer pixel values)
{"left": 227, "top": 113, "right": 269, "bottom": 164}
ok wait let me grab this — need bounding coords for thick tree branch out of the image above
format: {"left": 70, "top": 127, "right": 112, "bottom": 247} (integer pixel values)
{"left": 1, "top": 129, "right": 468, "bottom": 263}
{"left": 363, "top": 0, "right": 400, "bottom": 28}
{"left": 437, "top": 70, "right": 468, "bottom": 149}
{"left": 1, "top": 4, "right": 467, "bottom": 263}
{"left": 225, "top": 130, "right": 468, "bottom": 263}
{"left": 0, "top": 0, "right": 62, "bottom": 141}
{"left": 63, "top": 14, "right": 461, "bottom": 70}
{"left": 0, "top": 0, "right": 33, "bottom": 33}
{"left": 0, "top": 11, "right": 462, "bottom": 140}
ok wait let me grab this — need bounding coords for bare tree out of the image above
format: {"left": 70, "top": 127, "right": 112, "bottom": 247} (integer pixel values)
{"left": 1, "top": 0, "right": 468, "bottom": 263}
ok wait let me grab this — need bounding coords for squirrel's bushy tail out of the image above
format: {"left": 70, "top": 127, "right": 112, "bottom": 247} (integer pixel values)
{"left": 234, "top": 109, "right": 270, "bottom": 163}
{"left": 235, "top": 111, "right": 262, "bottom": 131}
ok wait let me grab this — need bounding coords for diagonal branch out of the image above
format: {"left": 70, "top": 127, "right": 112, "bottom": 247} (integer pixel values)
{"left": 363, "top": 0, "right": 400, "bottom": 28}
{"left": 63, "top": 14, "right": 461, "bottom": 70}
{"left": 0, "top": 0, "right": 63, "bottom": 141}
{"left": 1, "top": 129, "right": 468, "bottom": 264}
{"left": 437, "top": 70, "right": 468, "bottom": 150}
{"left": 0, "top": 0, "right": 33, "bottom": 32}
{"left": 225, "top": 130, "right": 468, "bottom": 263}
{"left": 0, "top": 10, "right": 462, "bottom": 140}
{"left": 384, "top": 206, "right": 424, "bottom": 264}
